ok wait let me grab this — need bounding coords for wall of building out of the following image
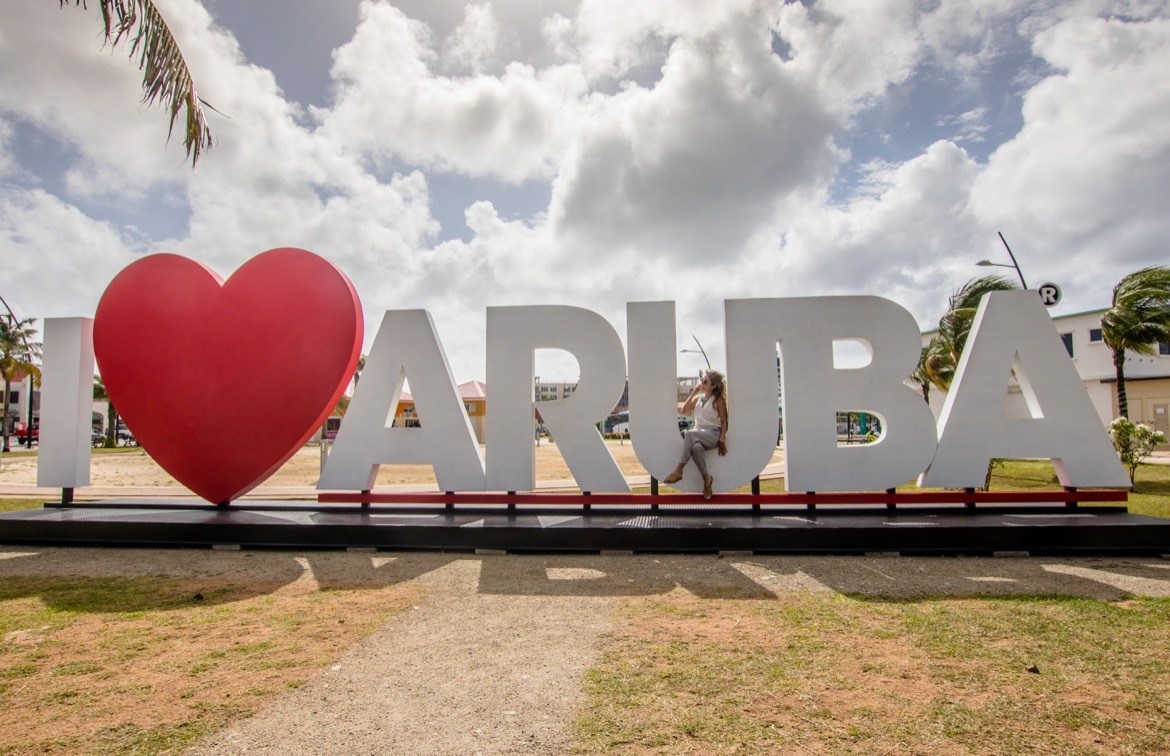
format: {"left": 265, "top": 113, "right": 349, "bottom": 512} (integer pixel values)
{"left": 393, "top": 398, "right": 487, "bottom": 443}
{"left": 4, "top": 376, "right": 38, "bottom": 430}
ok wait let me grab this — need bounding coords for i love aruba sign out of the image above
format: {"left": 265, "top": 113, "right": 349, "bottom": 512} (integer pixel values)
{"left": 35, "top": 248, "right": 1130, "bottom": 504}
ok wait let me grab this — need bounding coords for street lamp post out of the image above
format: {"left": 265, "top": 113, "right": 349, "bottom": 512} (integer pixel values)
{"left": 679, "top": 335, "right": 711, "bottom": 370}
{"left": 976, "top": 231, "right": 1028, "bottom": 289}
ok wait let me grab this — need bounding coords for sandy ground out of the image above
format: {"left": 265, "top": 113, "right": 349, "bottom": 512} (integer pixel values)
{"left": 3, "top": 547, "right": 1170, "bottom": 754}
{"left": 0, "top": 441, "right": 785, "bottom": 496}
{"left": 0, "top": 443, "right": 633, "bottom": 489}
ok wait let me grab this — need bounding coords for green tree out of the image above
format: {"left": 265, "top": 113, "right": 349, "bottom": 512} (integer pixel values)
{"left": 1100, "top": 266, "right": 1170, "bottom": 419}
{"left": 907, "top": 345, "right": 931, "bottom": 404}
{"left": 923, "top": 275, "right": 1019, "bottom": 391}
{"left": 0, "top": 317, "right": 42, "bottom": 453}
{"left": 93, "top": 376, "right": 120, "bottom": 447}
{"left": 1109, "top": 417, "right": 1167, "bottom": 485}
{"left": 62, "top": 0, "right": 214, "bottom": 165}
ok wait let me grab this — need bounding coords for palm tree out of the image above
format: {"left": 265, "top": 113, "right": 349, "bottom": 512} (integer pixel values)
{"left": 1100, "top": 266, "right": 1170, "bottom": 419}
{"left": 907, "top": 345, "right": 931, "bottom": 404}
{"left": 924, "top": 275, "right": 1020, "bottom": 391}
{"left": 61, "top": 0, "right": 214, "bottom": 165}
{"left": 93, "top": 376, "right": 120, "bottom": 447}
{"left": 0, "top": 317, "right": 42, "bottom": 453}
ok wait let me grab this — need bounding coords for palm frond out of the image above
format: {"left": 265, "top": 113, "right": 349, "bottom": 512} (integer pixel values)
{"left": 62, "top": 0, "right": 215, "bottom": 166}
{"left": 922, "top": 336, "right": 954, "bottom": 393}
{"left": 1102, "top": 266, "right": 1170, "bottom": 354}
{"left": 947, "top": 274, "right": 1019, "bottom": 312}
{"left": 1101, "top": 265, "right": 1170, "bottom": 418}
{"left": 0, "top": 317, "right": 41, "bottom": 382}
{"left": 925, "top": 275, "right": 1020, "bottom": 392}
{"left": 94, "top": 376, "right": 110, "bottom": 401}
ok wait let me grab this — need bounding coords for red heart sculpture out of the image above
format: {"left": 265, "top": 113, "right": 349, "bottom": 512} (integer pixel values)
{"left": 94, "top": 248, "right": 363, "bottom": 503}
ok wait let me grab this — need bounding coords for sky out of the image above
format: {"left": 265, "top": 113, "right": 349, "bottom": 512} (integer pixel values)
{"left": 2, "top": 0, "right": 1169, "bottom": 383}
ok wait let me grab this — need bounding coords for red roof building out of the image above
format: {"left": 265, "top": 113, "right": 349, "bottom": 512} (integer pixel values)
{"left": 394, "top": 380, "right": 488, "bottom": 443}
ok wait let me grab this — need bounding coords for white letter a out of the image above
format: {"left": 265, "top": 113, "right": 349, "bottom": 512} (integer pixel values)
{"left": 318, "top": 310, "right": 485, "bottom": 491}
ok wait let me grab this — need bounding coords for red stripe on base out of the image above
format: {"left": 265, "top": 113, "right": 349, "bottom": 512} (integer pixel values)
{"left": 316, "top": 489, "right": 1128, "bottom": 506}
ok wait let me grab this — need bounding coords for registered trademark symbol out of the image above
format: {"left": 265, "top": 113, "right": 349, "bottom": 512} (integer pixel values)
{"left": 1037, "top": 282, "right": 1062, "bottom": 307}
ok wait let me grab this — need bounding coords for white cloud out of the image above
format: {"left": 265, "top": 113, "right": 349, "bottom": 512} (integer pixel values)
{"left": 729, "top": 140, "right": 985, "bottom": 328}
{"left": 320, "top": 2, "right": 587, "bottom": 183}
{"left": 776, "top": 0, "right": 924, "bottom": 115}
{"left": 937, "top": 107, "right": 990, "bottom": 144}
{"left": 0, "top": 118, "right": 15, "bottom": 178}
{"left": 540, "top": 13, "right": 575, "bottom": 63}
{"left": 549, "top": 5, "right": 841, "bottom": 264}
{"left": 442, "top": 2, "right": 503, "bottom": 74}
{"left": 971, "top": 15, "right": 1170, "bottom": 291}
{"left": 0, "top": 1, "right": 193, "bottom": 193}
{"left": 0, "top": 0, "right": 446, "bottom": 360}
{"left": 0, "top": 188, "right": 136, "bottom": 319}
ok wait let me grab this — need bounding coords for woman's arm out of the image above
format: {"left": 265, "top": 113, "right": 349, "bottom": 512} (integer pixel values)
{"left": 680, "top": 384, "right": 701, "bottom": 415}
{"left": 716, "top": 397, "right": 729, "bottom": 455}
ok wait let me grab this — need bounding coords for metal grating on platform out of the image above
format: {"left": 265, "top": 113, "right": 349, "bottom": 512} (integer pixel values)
{"left": 617, "top": 516, "right": 658, "bottom": 528}
{"left": 1, "top": 499, "right": 1169, "bottom": 555}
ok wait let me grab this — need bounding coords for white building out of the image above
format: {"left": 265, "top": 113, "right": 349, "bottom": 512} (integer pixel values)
{"left": 534, "top": 380, "right": 577, "bottom": 402}
{"left": 924, "top": 307, "right": 1170, "bottom": 440}
{"left": 3, "top": 372, "right": 38, "bottom": 433}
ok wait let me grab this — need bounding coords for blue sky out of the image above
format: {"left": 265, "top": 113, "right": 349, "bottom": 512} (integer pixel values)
{"left": 2, "top": 0, "right": 1169, "bottom": 381}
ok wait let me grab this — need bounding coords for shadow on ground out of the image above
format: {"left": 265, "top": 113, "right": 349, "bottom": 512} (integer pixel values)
{"left": 474, "top": 553, "right": 1170, "bottom": 602}
{"left": 3, "top": 548, "right": 1169, "bottom": 612}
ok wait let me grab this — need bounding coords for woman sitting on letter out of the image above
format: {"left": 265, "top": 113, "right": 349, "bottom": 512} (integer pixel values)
{"left": 663, "top": 370, "right": 728, "bottom": 500}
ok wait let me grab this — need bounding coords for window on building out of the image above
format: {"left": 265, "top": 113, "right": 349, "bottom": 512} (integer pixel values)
{"left": 1089, "top": 328, "right": 1103, "bottom": 343}
{"left": 1060, "top": 332, "right": 1074, "bottom": 358}
{"left": 1161, "top": 341, "right": 1170, "bottom": 356}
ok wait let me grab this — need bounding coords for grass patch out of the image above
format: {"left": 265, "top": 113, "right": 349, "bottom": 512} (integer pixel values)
{"left": 0, "top": 445, "right": 141, "bottom": 461}
{"left": 0, "top": 498, "right": 43, "bottom": 513}
{"left": 985, "top": 459, "right": 1170, "bottom": 519}
{"left": 584, "top": 458, "right": 1170, "bottom": 753}
{"left": 575, "top": 592, "right": 1170, "bottom": 754}
{"left": 0, "top": 573, "right": 421, "bottom": 754}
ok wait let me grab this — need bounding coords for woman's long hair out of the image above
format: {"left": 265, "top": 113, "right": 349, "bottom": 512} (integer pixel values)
{"left": 704, "top": 370, "right": 726, "bottom": 400}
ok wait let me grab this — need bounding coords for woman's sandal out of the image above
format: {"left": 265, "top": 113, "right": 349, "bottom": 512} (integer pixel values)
{"left": 662, "top": 470, "right": 683, "bottom": 485}
{"left": 703, "top": 475, "right": 714, "bottom": 500}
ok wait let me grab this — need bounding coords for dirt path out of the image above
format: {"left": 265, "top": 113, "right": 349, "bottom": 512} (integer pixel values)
{"left": 187, "top": 554, "right": 614, "bottom": 755}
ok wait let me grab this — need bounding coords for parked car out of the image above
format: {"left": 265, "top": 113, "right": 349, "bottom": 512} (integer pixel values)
{"left": 116, "top": 423, "right": 136, "bottom": 445}
{"left": 14, "top": 423, "right": 38, "bottom": 446}
{"left": 91, "top": 428, "right": 105, "bottom": 447}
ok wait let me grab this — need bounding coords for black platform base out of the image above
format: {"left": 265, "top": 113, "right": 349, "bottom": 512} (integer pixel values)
{"left": 1, "top": 500, "right": 1169, "bottom": 555}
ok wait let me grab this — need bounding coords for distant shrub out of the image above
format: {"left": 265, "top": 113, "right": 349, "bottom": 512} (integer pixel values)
{"left": 1109, "top": 417, "right": 1166, "bottom": 485}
